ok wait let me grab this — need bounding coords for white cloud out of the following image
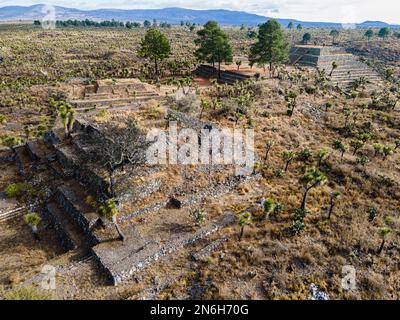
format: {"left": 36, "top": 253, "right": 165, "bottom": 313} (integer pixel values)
{"left": 0, "top": 0, "right": 398, "bottom": 24}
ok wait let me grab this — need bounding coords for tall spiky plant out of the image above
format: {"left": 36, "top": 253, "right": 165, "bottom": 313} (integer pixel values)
{"left": 328, "top": 191, "right": 341, "bottom": 219}
{"left": 377, "top": 228, "right": 392, "bottom": 255}
{"left": 238, "top": 211, "right": 251, "bottom": 241}
{"left": 97, "top": 200, "right": 125, "bottom": 241}
{"left": 299, "top": 167, "right": 327, "bottom": 211}
{"left": 24, "top": 212, "right": 41, "bottom": 240}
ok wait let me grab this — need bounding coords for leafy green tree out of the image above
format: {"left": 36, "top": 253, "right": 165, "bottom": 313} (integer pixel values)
{"left": 249, "top": 20, "right": 289, "bottom": 76}
{"left": 302, "top": 33, "right": 311, "bottom": 44}
{"left": 281, "top": 150, "right": 295, "bottom": 172}
{"left": 139, "top": 28, "right": 171, "bottom": 76}
{"left": 299, "top": 167, "right": 327, "bottom": 211}
{"left": 24, "top": 212, "right": 41, "bottom": 240}
{"left": 328, "top": 191, "right": 340, "bottom": 219}
{"left": 143, "top": 20, "right": 151, "bottom": 28}
{"left": 97, "top": 199, "right": 125, "bottom": 241}
{"left": 287, "top": 22, "right": 294, "bottom": 29}
{"left": 238, "top": 211, "right": 251, "bottom": 241}
{"left": 236, "top": 60, "right": 242, "bottom": 71}
{"left": 297, "top": 24, "right": 303, "bottom": 30}
{"left": 364, "top": 29, "right": 374, "bottom": 40}
{"left": 378, "top": 27, "right": 390, "bottom": 39}
{"left": 195, "top": 21, "right": 233, "bottom": 77}
{"left": 377, "top": 228, "right": 391, "bottom": 254}
{"left": 330, "top": 29, "right": 339, "bottom": 44}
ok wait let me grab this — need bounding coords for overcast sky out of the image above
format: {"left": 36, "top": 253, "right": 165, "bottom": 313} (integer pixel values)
{"left": 0, "top": 0, "right": 398, "bottom": 24}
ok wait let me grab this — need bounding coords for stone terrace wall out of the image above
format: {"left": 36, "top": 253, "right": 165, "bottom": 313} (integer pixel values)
{"left": 92, "top": 213, "right": 236, "bottom": 285}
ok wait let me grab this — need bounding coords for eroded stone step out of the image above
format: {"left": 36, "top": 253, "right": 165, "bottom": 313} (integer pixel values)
{"left": 45, "top": 201, "right": 88, "bottom": 251}
{"left": 55, "top": 180, "right": 121, "bottom": 245}
{"left": 56, "top": 181, "right": 101, "bottom": 245}
{"left": 26, "top": 140, "right": 57, "bottom": 163}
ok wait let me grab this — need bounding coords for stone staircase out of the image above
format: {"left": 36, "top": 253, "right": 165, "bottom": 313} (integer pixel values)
{"left": 289, "top": 45, "right": 381, "bottom": 87}
{"left": 194, "top": 64, "right": 252, "bottom": 85}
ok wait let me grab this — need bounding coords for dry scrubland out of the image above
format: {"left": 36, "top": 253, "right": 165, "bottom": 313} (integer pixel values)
{"left": 0, "top": 24, "right": 399, "bottom": 300}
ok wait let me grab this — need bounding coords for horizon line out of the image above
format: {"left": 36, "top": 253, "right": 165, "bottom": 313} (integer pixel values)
{"left": 0, "top": 3, "right": 398, "bottom": 26}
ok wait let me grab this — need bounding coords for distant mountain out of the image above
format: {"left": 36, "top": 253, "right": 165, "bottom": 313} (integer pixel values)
{"left": 0, "top": 4, "right": 398, "bottom": 28}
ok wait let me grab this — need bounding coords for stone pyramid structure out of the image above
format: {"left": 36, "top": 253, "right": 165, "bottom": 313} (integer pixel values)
{"left": 11, "top": 106, "right": 259, "bottom": 286}
{"left": 289, "top": 45, "right": 381, "bottom": 87}
{"left": 70, "top": 78, "right": 160, "bottom": 110}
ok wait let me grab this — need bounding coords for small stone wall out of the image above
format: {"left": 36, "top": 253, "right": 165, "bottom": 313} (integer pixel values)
{"left": 0, "top": 148, "right": 13, "bottom": 163}
{"left": 43, "top": 130, "right": 61, "bottom": 145}
{"left": 192, "top": 237, "right": 228, "bottom": 261}
{"left": 168, "top": 109, "right": 217, "bottom": 131}
{"left": 13, "top": 145, "right": 29, "bottom": 178}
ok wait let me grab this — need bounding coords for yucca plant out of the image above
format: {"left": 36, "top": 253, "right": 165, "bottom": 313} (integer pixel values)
{"left": 382, "top": 145, "right": 393, "bottom": 161}
{"left": 328, "top": 191, "right": 341, "bottom": 219}
{"left": 392, "top": 139, "right": 400, "bottom": 151}
{"left": 299, "top": 167, "right": 327, "bottom": 211}
{"left": 281, "top": 150, "right": 295, "bottom": 172}
{"left": 332, "top": 140, "right": 346, "bottom": 161}
{"left": 368, "top": 207, "right": 378, "bottom": 222}
{"left": 97, "top": 200, "right": 125, "bottom": 241}
{"left": 373, "top": 143, "right": 384, "bottom": 157}
{"left": 238, "top": 211, "right": 251, "bottom": 241}
{"left": 264, "top": 139, "right": 275, "bottom": 162}
{"left": 189, "top": 209, "right": 207, "bottom": 226}
{"left": 350, "top": 139, "right": 364, "bottom": 155}
{"left": 262, "top": 198, "right": 276, "bottom": 219}
{"left": 316, "top": 149, "right": 329, "bottom": 167}
{"left": 24, "top": 212, "right": 41, "bottom": 239}
{"left": 377, "top": 228, "right": 392, "bottom": 255}
{"left": 58, "top": 101, "right": 75, "bottom": 138}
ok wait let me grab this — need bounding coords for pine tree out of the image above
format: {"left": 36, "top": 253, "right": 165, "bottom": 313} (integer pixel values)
{"left": 195, "top": 21, "right": 233, "bottom": 77}
{"left": 249, "top": 20, "right": 289, "bottom": 76}
{"left": 139, "top": 28, "right": 171, "bottom": 76}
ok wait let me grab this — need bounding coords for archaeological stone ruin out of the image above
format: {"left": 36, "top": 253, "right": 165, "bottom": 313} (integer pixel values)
{"left": 289, "top": 45, "right": 381, "bottom": 87}
{"left": 10, "top": 79, "right": 260, "bottom": 285}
